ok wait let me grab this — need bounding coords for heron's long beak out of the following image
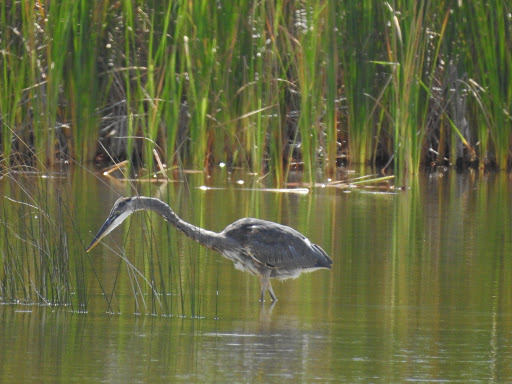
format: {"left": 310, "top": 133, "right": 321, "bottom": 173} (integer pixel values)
{"left": 86, "top": 215, "right": 117, "bottom": 252}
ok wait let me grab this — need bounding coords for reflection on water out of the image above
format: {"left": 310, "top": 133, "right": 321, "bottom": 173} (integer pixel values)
{"left": 1, "top": 170, "right": 512, "bottom": 382}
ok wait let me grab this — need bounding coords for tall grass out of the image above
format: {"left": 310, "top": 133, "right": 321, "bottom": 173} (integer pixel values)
{"left": 0, "top": 2, "right": 35, "bottom": 165}
{"left": 340, "top": 2, "right": 381, "bottom": 168}
{"left": 68, "top": 1, "right": 105, "bottom": 162}
{"left": 0, "top": 172, "right": 89, "bottom": 311}
{"left": 458, "top": 1, "right": 512, "bottom": 169}
{"left": 1, "top": 1, "right": 511, "bottom": 183}
{"left": 385, "top": 1, "right": 434, "bottom": 182}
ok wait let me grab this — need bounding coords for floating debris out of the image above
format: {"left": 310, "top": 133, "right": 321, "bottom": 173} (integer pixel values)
{"left": 198, "top": 186, "right": 309, "bottom": 194}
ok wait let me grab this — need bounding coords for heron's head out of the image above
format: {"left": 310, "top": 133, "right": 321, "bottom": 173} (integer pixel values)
{"left": 86, "top": 197, "right": 137, "bottom": 252}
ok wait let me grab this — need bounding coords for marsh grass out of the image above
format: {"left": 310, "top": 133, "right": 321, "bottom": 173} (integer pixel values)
{"left": 1, "top": 0, "right": 511, "bottom": 318}
{"left": 459, "top": 1, "right": 512, "bottom": 169}
{"left": 0, "top": 171, "right": 88, "bottom": 310}
{"left": 0, "top": 161, "right": 198, "bottom": 316}
{"left": 340, "top": 2, "right": 381, "bottom": 168}
{"left": 1, "top": 1, "right": 511, "bottom": 182}
{"left": 85, "top": 176, "right": 214, "bottom": 318}
{"left": 385, "top": 1, "right": 434, "bottom": 182}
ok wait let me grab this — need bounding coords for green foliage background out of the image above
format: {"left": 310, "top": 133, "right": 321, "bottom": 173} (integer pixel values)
{"left": 1, "top": 1, "right": 511, "bottom": 183}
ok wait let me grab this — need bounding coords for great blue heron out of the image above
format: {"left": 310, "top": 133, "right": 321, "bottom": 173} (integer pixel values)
{"left": 86, "top": 196, "right": 333, "bottom": 301}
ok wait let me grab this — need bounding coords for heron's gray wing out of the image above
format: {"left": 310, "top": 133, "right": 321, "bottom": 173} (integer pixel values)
{"left": 222, "top": 219, "right": 332, "bottom": 270}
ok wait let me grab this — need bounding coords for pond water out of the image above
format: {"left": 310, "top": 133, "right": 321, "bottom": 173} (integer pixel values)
{"left": 1, "top": 169, "right": 512, "bottom": 383}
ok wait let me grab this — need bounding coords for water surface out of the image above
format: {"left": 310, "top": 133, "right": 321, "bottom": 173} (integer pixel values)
{"left": 1, "top": 170, "right": 512, "bottom": 382}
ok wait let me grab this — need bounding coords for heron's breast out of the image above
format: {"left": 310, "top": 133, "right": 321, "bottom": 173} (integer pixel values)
{"left": 221, "top": 250, "right": 261, "bottom": 276}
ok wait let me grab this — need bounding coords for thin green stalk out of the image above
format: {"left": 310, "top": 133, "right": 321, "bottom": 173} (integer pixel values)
{"left": 293, "top": 1, "right": 328, "bottom": 182}
{"left": 43, "top": 2, "right": 76, "bottom": 166}
{"left": 341, "top": 1, "right": 380, "bottom": 167}
{"left": 324, "top": 0, "right": 339, "bottom": 174}
{"left": 68, "top": 1, "right": 106, "bottom": 163}
{"left": 386, "top": 0, "right": 434, "bottom": 183}
{"left": 461, "top": 0, "right": 511, "bottom": 169}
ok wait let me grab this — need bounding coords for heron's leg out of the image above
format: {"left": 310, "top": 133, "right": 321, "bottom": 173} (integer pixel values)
{"left": 259, "top": 269, "right": 275, "bottom": 302}
{"left": 267, "top": 281, "right": 278, "bottom": 302}
{"left": 259, "top": 276, "right": 269, "bottom": 302}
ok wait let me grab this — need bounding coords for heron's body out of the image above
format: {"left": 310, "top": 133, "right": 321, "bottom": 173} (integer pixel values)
{"left": 86, "top": 196, "right": 332, "bottom": 301}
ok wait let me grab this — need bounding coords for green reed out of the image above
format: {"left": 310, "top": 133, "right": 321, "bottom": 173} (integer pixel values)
{"left": 458, "top": 0, "right": 512, "bottom": 169}
{"left": 68, "top": 0, "right": 105, "bottom": 162}
{"left": 0, "top": 172, "right": 88, "bottom": 310}
{"left": 385, "top": 1, "right": 423, "bottom": 181}
{"left": 340, "top": 2, "right": 380, "bottom": 168}
{"left": 241, "top": 1, "right": 266, "bottom": 174}
{"left": 291, "top": 2, "right": 325, "bottom": 182}
{"left": 381, "top": 1, "right": 451, "bottom": 182}
{"left": 92, "top": 181, "right": 212, "bottom": 318}
{"left": 0, "top": 2, "right": 33, "bottom": 164}
{"left": 1, "top": 1, "right": 511, "bottom": 182}
{"left": 41, "top": 2, "right": 75, "bottom": 166}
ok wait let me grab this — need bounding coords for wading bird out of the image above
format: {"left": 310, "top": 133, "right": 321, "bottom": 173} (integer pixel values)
{"left": 86, "top": 196, "right": 333, "bottom": 302}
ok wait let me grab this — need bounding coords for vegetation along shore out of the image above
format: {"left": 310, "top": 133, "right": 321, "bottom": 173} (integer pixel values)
{"left": 1, "top": 1, "right": 511, "bottom": 184}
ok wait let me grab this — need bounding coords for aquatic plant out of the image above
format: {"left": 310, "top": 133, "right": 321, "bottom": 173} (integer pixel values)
{"left": 0, "top": 1, "right": 511, "bottom": 183}
{"left": 0, "top": 171, "right": 89, "bottom": 311}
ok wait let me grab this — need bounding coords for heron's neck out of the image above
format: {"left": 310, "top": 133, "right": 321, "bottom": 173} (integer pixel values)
{"left": 133, "top": 197, "right": 221, "bottom": 249}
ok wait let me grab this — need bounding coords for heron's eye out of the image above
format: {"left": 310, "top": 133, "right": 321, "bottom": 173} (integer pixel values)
{"left": 115, "top": 210, "right": 120, "bottom": 216}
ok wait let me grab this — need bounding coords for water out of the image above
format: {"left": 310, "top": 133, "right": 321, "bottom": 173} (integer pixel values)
{"left": 1, "top": 170, "right": 512, "bottom": 383}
